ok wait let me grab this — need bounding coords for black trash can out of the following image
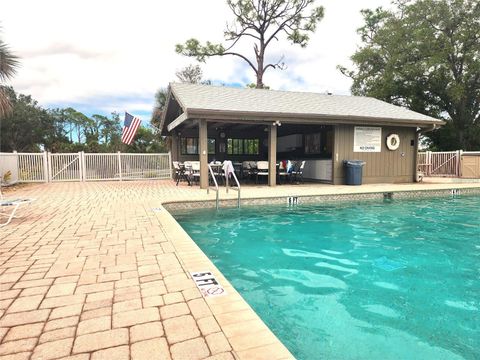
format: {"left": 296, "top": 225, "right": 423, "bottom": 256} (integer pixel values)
{"left": 343, "top": 160, "right": 366, "bottom": 185}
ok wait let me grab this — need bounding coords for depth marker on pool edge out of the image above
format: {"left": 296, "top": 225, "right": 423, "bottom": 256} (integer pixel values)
{"left": 191, "top": 271, "right": 227, "bottom": 298}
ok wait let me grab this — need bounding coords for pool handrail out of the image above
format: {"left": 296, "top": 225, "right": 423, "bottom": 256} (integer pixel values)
{"left": 226, "top": 167, "right": 241, "bottom": 209}
{"left": 207, "top": 164, "right": 219, "bottom": 210}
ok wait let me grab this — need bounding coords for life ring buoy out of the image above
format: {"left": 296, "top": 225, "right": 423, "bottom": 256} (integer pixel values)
{"left": 386, "top": 134, "right": 400, "bottom": 151}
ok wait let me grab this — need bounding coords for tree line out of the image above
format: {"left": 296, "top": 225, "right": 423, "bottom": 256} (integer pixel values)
{"left": 0, "top": 86, "right": 167, "bottom": 153}
{"left": 1, "top": 0, "right": 478, "bottom": 153}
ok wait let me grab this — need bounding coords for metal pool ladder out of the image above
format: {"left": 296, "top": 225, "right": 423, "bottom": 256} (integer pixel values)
{"left": 226, "top": 167, "right": 241, "bottom": 209}
{"left": 207, "top": 164, "right": 220, "bottom": 210}
{"left": 207, "top": 164, "right": 241, "bottom": 210}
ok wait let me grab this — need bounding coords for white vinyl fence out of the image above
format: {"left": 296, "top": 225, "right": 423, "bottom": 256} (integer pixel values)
{"left": 83, "top": 153, "right": 172, "bottom": 181}
{"left": 0, "top": 152, "right": 48, "bottom": 183}
{"left": 0, "top": 151, "right": 172, "bottom": 184}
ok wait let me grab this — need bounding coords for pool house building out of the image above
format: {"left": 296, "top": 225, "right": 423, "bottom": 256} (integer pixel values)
{"left": 160, "top": 83, "right": 444, "bottom": 188}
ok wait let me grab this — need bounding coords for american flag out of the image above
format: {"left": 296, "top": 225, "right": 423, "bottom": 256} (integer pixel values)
{"left": 121, "top": 112, "right": 142, "bottom": 145}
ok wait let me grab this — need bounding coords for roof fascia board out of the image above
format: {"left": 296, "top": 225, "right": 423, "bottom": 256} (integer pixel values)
{"left": 187, "top": 109, "right": 445, "bottom": 128}
{"left": 167, "top": 112, "right": 189, "bottom": 132}
{"left": 160, "top": 84, "right": 189, "bottom": 134}
{"left": 159, "top": 86, "right": 172, "bottom": 134}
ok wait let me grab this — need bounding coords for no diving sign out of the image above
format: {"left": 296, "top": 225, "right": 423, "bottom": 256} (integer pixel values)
{"left": 191, "top": 271, "right": 226, "bottom": 298}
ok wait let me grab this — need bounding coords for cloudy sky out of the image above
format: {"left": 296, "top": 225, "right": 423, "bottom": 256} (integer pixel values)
{"left": 1, "top": 0, "right": 391, "bottom": 121}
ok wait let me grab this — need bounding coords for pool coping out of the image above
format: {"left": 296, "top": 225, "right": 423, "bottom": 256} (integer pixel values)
{"left": 156, "top": 184, "right": 480, "bottom": 359}
{"left": 163, "top": 186, "right": 480, "bottom": 211}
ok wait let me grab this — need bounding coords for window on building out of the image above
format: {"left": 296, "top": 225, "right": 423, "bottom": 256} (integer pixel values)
{"left": 227, "top": 138, "right": 259, "bottom": 155}
{"left": 180, "top": 137, "right": 216, "bottom": 155}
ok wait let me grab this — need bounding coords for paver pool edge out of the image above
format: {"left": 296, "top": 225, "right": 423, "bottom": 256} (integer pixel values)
{"left": 154, "top": 204, "right": 294, "bottom": 359}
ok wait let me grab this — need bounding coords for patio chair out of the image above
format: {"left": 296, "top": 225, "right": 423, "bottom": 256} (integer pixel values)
{"left": 278, "top": 160, "right": 293, "bottom": 184}
{"left": 210, "top": 161, "right": 224, "bottom": 185}
{"left": 256, "top": 161, "right": 269, "bottom": 184}
{"left": 190, "top": 161, "right": 201, "bottom": 185}
{"left": 241, "top": 161, "right": 255, "bottom": 182}
{"left": 173, "top": 161, "right": 191, "bottom": 186}
{"left": 173, "top": 161, "right": 181, "bottom": 183}
{"left": 292, "top": 160, "right": 306, "bottom": 183}
{"left": 0, "top": 187, "right": 34, "bottom": 227}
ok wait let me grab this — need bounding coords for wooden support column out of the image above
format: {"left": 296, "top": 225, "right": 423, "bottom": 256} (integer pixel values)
{"left": 413, "top": 130, "right": 419, "bottom": 182}
{"left": 171, "top": 132, "right": 179, "bottom": 162}
{"left": 199, "top": 119, "right": 208, "bottom": 189}
{"left": 268, "top": 124, "right": 277, "bottom": 187}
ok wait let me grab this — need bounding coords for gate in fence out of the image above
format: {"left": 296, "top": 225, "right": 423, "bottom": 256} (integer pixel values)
{"left": 417, "top": 151, "right": 462, "bottom": 177}
{"left": 0, "top": 151, "right": 172, "bottom": 184}
{"left": 49, "top": 153, "right": 82, "bottom": 182}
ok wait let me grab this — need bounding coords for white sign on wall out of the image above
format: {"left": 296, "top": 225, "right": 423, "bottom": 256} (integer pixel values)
{"left": 353, "top": 127, "right": 382, "bottom": 152}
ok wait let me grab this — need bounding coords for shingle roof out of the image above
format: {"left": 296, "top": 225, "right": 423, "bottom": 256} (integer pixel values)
{"left": 166, "top": 82, "right": 443, "bottom": 129}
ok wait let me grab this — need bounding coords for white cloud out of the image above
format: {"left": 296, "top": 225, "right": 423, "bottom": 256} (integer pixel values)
{"left": 1, "top": 0, "right": 392, "bottom": 117}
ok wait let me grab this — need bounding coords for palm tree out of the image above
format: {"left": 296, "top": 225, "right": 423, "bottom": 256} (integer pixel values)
{"left": 0, "top": 36, "right": 19, "bottom": 118}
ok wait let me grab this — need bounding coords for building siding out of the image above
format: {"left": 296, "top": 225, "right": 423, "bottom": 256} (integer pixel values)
{"left": 333, "top": 125, "right": 417, "bottom": 184}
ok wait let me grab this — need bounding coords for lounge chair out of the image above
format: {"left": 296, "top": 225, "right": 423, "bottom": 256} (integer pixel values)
{"left": 0, "top": 187, "right": 34, "bottom": 227}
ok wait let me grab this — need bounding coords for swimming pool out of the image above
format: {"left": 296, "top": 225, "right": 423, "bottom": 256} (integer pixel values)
{"left": 174, "top": 195, "right": 480, "bottom": 360}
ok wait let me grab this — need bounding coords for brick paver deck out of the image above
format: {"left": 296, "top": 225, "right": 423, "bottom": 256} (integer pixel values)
{"left": 1, "top": 180, "right": 479, "bottom": 359}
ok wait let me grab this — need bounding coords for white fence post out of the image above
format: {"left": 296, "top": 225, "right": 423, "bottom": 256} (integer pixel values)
{"left": 168, "top": 151, "right": 172, "bottom": 179}
{"left": 457, "top": 150, "right": 463, "bottom": 177}
{"left": 13, "top": 151, "right": 18, "bottom": 181}
{"left": 78, "top": 152, "right": 83, "bottom": 181}
{"left": 426, "top": 151, "right": 431, "bottom": 176}
{"left": 14, "top": 150, "right": 19, "bottom": 183}
{"left": 42, "top": 151, "right": 49, "bottom": 182}
{"left": 117, "top": 152, "right": 123, "bottom": 181}
{"left": 82, "top": 151, "right": 87, "bottom": 182}
{"left": 47, "top": 152, "right": 52, "bottom": 182}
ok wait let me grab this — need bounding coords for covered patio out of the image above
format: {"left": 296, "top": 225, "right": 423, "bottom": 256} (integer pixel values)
{"left": 170, "top": 121, "right": 333, "bottom": 187}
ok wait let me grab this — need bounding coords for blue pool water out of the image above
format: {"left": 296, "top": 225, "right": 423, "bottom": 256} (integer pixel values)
{"left": 174, "top": 196, "right": 480, "bottom": 360}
